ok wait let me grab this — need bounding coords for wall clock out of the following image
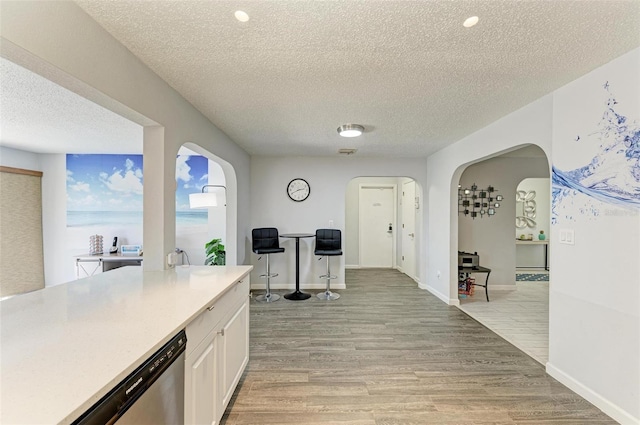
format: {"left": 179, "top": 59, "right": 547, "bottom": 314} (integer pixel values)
{"left": 287, "top": 178, "right": 310, "bottom": 202}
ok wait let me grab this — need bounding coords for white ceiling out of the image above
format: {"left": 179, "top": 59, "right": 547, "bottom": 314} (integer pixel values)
{"left": 1, "top": 1, "right": 639, "bottom": 158}
{"left": 0, "top": 58, "right": 142, "bottom": 154}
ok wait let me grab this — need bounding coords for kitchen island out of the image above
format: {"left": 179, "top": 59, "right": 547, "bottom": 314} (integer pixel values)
{"left": 0, "top": 265, "right": 252, "bottom": 424}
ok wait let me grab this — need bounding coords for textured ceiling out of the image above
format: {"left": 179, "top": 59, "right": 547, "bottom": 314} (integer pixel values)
{"left": 2, "top": 1, "right": 639, "bottom": 158}
{"left": 0, "top": 58, "right": 142, "bottom": 154}
{"left": 74, "top": 0, "right": 640, "bottom": 158}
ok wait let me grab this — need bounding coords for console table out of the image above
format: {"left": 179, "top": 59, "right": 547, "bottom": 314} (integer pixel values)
{"left": 75, "top": 253, "right": 143, "bottom": 279}
{"left": 515, "top": 240, "right": 549, "bottom": 271}
{"left": 458, "top": 266, "right": 492, "bottom": 302}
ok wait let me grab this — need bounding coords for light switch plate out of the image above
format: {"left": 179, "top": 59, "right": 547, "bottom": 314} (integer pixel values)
{"left": 559, "top": 229, "right": 575, "bottom": 245}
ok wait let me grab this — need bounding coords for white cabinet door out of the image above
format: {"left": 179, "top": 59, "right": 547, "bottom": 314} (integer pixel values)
{"left": 185, "top": 330, "right": 220, "bottom": 425}
{"left": 218, "top": 298, "right": 250, "bottom": 414}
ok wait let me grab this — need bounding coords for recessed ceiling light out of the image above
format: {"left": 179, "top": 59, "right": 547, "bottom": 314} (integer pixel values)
{"left": 463, "top": 16, "right": 479, "bottom": 28}
{"left": 234, "top": 10, "right": 249, "bottom": 22}
{"left": 337, "top": 124, "right": 364, "bottom": 138}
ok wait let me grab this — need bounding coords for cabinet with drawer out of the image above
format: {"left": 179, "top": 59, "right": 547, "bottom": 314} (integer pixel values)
{"left": 184, "top": 276, "right": 250, "bottom": 425}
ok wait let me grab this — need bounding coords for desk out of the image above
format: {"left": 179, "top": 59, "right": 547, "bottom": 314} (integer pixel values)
{"left": 75, "top": 253, "right": 143, "bottom": 279}
{"left": 515, "top": 240, "right": 549, "bottom": 271}
{"left": 458, "top": 266, "right": 491, "bottom": 302}
{"left": 280, "top": 233, "right": 315, "bottom": 300}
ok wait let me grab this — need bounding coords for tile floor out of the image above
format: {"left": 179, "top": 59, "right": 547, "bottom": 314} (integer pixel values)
{"left": 458, "top": 274, "right": 549, "bottom": 365}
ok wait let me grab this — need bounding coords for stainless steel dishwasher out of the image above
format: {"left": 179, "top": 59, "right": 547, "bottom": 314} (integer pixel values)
{"left": 72, "top": 330, "right": 187, "bottom": 425}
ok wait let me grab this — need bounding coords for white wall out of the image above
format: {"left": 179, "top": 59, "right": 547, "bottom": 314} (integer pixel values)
{"left": 425, "top": 96, "right": 554, "bottom": 304}
{"left": 458, "top": 156, "right": 549, "bottom": 288}
{"left": 427, "top": 48, "right": 639, "bottom": 423}
{"left": 547, "top": 48, "right": 639, "bottom": 424}
{"left": 0, "top": 146, "right": 41, "bottom": 170}
{"left": 250, "top": 156, "right": 426, "bottom": 290}
{"left": 0, "top": 1, "right": 251, "bottom": 272}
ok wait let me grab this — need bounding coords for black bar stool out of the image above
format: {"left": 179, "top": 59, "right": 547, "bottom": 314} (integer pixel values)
{"left": 314, "top": 229, "right": 342, "bottom": 300}
{"left": 252, "top": 228, "right": 285, "bottom": 302}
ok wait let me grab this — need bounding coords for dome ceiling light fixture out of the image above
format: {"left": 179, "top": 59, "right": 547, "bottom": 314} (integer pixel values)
{"left": 337, "top": 124, "right": 364, "bottom": 138}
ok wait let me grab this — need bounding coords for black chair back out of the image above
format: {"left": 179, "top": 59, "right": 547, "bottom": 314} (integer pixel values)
{"left": 315, "top": 229, "right": 342, "bottom": 256}
{"left": 252, "top": 228, "right": 285, "bottom": 254}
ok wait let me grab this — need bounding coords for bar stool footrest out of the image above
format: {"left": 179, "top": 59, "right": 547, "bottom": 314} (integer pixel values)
{"left": 319, "top": 274, "right": 337, "bottom": 280}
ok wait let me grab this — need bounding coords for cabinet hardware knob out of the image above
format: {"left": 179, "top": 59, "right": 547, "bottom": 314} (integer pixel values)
{"left": 217, "top": 329, "right": 225, "bottom": 336}
{"left": 207, "top": 305, "right": 215, "bottom": 311}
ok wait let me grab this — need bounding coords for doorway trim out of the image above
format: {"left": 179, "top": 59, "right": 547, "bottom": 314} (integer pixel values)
{"left": 399, "top": 179, "right": 418, "bottom": 281}
{"left": 358, "top": 183, "right": 397, "bottom": 269}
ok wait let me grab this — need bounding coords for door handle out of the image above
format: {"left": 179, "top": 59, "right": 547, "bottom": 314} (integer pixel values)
{"left": 387, "top": 223, "right": 393, "bottom": 234}
{"left": 408, "top": 233, "right": 414, "bottom": 237}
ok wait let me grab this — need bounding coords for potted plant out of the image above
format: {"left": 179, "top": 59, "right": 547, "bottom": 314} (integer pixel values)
{"left": 205, "top": 238, "right": 226, "bottom": 265}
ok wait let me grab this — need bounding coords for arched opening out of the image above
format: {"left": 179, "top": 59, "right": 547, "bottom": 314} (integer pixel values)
{"left": 175, "top": 145, "right": 227, "bottom": 266}
{"left": 453, "top": 144, "right": 551, "bottom": 364}
{"left": 181, "top": 142, "right": 238, "bottom": 266}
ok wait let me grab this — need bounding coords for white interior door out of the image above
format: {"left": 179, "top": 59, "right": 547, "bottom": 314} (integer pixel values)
{"left": 401, "top": 180, "right": 417, "bottom": 280}
{"left": 359, "top": 185, "right": 395, "bottom": 268}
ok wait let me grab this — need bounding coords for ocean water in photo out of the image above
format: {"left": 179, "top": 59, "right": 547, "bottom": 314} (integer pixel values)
{"left": 67, "top": 211, "right": 208, "bottom": 227}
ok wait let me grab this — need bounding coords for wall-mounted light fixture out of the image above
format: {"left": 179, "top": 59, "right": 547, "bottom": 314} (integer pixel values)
{"left": 189, "top": 185, "right": 227, "bottom": 209}
{"left": 458, "top": 184, "right": 502, "bottom": 218}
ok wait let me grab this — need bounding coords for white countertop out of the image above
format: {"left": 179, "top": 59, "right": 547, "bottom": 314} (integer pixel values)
{"left": 0, "top": 265, "right": 252, "bottom": 425}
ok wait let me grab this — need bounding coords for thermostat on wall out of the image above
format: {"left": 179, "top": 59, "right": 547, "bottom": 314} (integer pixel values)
{"left": 121, "top": 245, "right": 142, "bottom": 256}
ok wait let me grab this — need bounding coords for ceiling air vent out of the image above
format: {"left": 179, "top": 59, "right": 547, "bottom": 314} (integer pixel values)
{"left": 338, "top": 148, "right": 357, "bottom": 155}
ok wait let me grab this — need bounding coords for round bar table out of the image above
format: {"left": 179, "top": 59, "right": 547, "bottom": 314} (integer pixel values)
{"left": 280, "top": 233, "right": 315, "bottom": 300}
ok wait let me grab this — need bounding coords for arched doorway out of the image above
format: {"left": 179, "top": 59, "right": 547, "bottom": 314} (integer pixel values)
{"left": 175, "top": 145, "right": 227, "bottom": 266}
{"left": 455, "top": 144, "right": 551, "bottom": 364}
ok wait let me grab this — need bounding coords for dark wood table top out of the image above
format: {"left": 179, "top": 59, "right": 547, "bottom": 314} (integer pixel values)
{"left": 458, "top": 266, "right": 491, "bottom": 273}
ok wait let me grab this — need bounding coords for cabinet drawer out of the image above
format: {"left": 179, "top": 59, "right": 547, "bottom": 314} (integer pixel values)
{"left": 186, "top": 277, "right": 249, "bottom": 355}
{"left": 224, "top": 277, "right": 250, "bottom": 307}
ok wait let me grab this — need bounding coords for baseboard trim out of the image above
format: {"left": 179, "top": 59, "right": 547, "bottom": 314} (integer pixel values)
{"left": 345, "top": 265, "right": 360, "bottom": 269}
{"left": 420, "top": 283, "right": 459, "bottom": 306}
{"left": 546, "top": 362, "right": 639, "bottom": 425}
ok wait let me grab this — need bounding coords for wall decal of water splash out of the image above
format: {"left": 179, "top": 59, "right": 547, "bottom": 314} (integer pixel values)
{"left": 552, "top": 82, "right": 640, "bottom": 223}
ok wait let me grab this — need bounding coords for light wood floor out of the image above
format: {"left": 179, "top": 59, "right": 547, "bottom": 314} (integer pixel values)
{"left": 221, "top": 269, "right": 614, "bottom": 425}
{"left": 459, "top": 280, "right": 549, "bottom": 364}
